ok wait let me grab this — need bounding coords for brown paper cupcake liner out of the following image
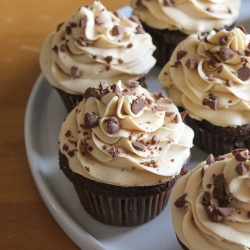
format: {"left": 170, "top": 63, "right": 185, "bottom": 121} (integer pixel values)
{"left": 176, "top": 236, "right": 189, "bottom": 250}
{"left": 59, "top": 151, "right": 190, "bottom": 227}
{"left": 185, "top": 115, "right": 250, "bottom": 156}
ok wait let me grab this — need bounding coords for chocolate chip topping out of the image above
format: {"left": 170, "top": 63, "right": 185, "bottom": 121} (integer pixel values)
{"left": 206, "top": 154, "right": 215, "bottom": 165}
{"left": 235, "top": 162, "right": 248, "bottom": 176}
{"left": 219, "top": 36, "right": 228, "bottom": 46}
{"left": 238, "top": 66, "right": 250, "bottom": 81}
{"left": 180, "top": 111, "right": 188, "bottom": 121}
{"left": 84, "top": 112, "right": 99, "bottom": 128}
{"left": 128, "top": 80, "right": 139, "bottom": 88}
{"left": 185, "top": 58, "right": 196, "bottom": 69}
{"left": 65, "top": 130, "right": 71, "bottom": 137}
{"left": 237, "top": 25, "right": 247, "bottom": 34}
{"left": 151, "top": 135, "right": 158, "bottom": 145}
{"left": 71, "top": 66, "right": 82, "bottom": 79}
{"left": 107, "top": 117, "right": 120, "bottom": 134}
{"left": 83, "top": 87, "right": 102, "bottom": 99}
{"left": 79, "top": 16, "right": 88, "bottom": 28}
{"left": 112, "top": 25, "right": 122, "bottom": 36}
{"left": 174, "top": 193, "right": 187, "bottom": 208}
{"left": 205, "top": 205, "right": 235, "bottom": 223}
{"left": 177, "top": 50, "right": 187, "bottom": 61}
{"left": 131, "top": 97, "right": 147, "bottom": 114}
{"left": 105, "top": 56, "right": 113, "bottom": 64}
{"left": 99, "top": 80, "right": 108, "bottom": 90}
{"left": 226, "top": 79, "right": 233, "bottom": 87}
{"left": 163, "top": 0, "right": 174, "bottom": 6}
{"left": 219, "top": 47, "right": 235, "bottom": 61}
{"left": 52, "top": 45, "right": 58, "bottom": 54}
{"left": 233, "top": 148, "right": 249, "bottom": 161}
{"left": 132, "top": 141, "right": 146, "bottom": 151}
{"left": 113, "top": 11, "right": 123, "bottom": 20}
{"left": 202, "top": 191, "right": 211, "bottom": 206}
{"left": 202, "top": 93, "right": 218, "bottom": 110}
{"left": 66, "top": 26, "right": 71, "bottom": 35}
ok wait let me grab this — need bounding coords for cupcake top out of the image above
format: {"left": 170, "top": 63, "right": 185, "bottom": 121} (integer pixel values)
{"left": 40, "top": 1, "right": 156, "bottom": 95}
{"left": 172, "top": 149, "right": 250, "bottom": 249}
{"left": 131, "top": 0, "right": 241, "bottom": 35}
{"left": 59, "top": 80, "right": 194, "bottom": 187}
{"left": 159, "top": 26, "right": 250, "bottom": 127}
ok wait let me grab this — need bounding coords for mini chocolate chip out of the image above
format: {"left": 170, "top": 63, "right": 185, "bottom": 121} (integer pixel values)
{"left": 56, "top": 22, "right": 64, "bottom": 31}
{"left": 202, "top": 191, "right": 211, "bottom": 206}
{"left": 226, "top": 79, "right": 233, "bottom": 87}
{"left": 220, "top": 47, "right": 235, "bottom": 61}
{"left": 206, "top": 154, "right": 215, "bottom": 165}
{"left": 154, "top": 104, "right": 168, "bottom": 111}
{"left": 52, "top": 45, "right": 58, "bottom": 53}
{"left": 66, "top": 26, "right": 71, "bottom": 35}
{"left": 219, "top": 36, "right": 228, "bottom": 45}
{"left": 234, "top": 149, "right": 249, "bottom": 161}
{"left": 237, "top": 25, "right": 247, "bottom": 34}
{"left": 185, "top": 58, "right": 196, "bottom": 69}
{"left": 107, "top": 117, "right": 120, "bottom": 134}
{"left": 95, "top": 15, "right": 103, "bottom": 25}
{"left": 99, "top": 80, "right": 108, "bottom": 90}
{"left": 84, "top": 112, "right": 99, "bottom": 128}
{"left": 151, "top": 135, "right": 158, "bottom": 145}
{"left": 172, "top": 114, "right": 180, "bottom": 123}
{"left": 213, "top": 173, "right": 225, "bottom": 201}
{"left": 69, "top": 22, "right": 77, "bottom": 28}
{"left": 218, "top": 207, "right": 235, "bottom": 217}
{"left": 71, "top": 66, "right": 82, "bottom": 78}
{"left": 202, "top": 93, "right": 218, "bottom": 110}
{"left": 60, "top": 44, "right": 67, "bottom": 52}
{"left": 132, "top": 141, "right": 146, "bottom": 151}
{"left": 131, "top": 97, "right": 147, "bottom": 114}
{"left": 163, "top": 0, "right": 174, "bottom": 6}
{"left": 177, "top": 50, "right": 187, "bottom": 61}
{"left": 65, "top": 130, "right": 71, "bottom": 137}
{"left": 118, "top": 59, "right": 124, "bottom": 64}
{"left": 129, "top": 80, "right": 139, "bottom": 87}
{"left": 127, "top": 43, "right": 133, "bottom": 48}
{"left": 174, "top": 193, "right": 187, "bottom": 208}
{"left": 245, "top": 48, "right": 250, "bottom": 56}
{"left": 235, "top": 162, "right": 248, "bottom": 176}
{"left": 106, "top": 65, "right": 111, "bottom": 71}
{"left": 113, "top": 11, "right": 123, "bottom": 20}
{"left": 205, "top": 205, "right": 223, "bottom": 222}
{"left": 79, "top": 16, "right": 88, "bottom": 27}
{"left": 112, "top": 25, "right": 122, "bottom": 36}
{"left": 238, "top": 67, "right": 250, "bottom": 81}
{"left": 105, "top": 56, "right": 113, "bottom": 64}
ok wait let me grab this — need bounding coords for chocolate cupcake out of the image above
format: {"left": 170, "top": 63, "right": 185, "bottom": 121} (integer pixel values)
{"left": 131, "top": 0, "right": 241, "bottom": 67}
{"left": 59, "top": 79, "right": 194, "bottom": 226}
{"left": 172, "top": 149, "right": 250, "bottom": 249}
{"left": 159, "top": 26, "right": 250, "bottom": 156}
{"left": 40, "top": 1, "right": 156, "bottom": 112}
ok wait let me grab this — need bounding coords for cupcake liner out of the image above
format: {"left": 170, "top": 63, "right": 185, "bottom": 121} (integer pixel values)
{"left": 141, "top": 21, "right": 187, "bottom": 68}
{"left": 59, "top": 151, "right": 190, "bottom": 227}
{"left": 185, "top": 115, "right": 250, "bottom": 156}
{"left": 176, "top": 236, "right": 189, "bottom": 250}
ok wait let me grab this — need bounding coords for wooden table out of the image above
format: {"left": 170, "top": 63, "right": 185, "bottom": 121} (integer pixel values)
{"left": 0, "top": 1, "right": 128, "bottom": 249}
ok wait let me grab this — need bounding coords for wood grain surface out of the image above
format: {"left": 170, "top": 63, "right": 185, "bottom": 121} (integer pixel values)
{"left": 0, "top": 1, "right": 129, "bottom": 249}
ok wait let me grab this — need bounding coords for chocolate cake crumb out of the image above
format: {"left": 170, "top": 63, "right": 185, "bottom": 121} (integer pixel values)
{"left": 207, "top": 183, "right": 212, "bottom": 188}
{"left": 174, "top": 193, "right": 187, "bottom": 208}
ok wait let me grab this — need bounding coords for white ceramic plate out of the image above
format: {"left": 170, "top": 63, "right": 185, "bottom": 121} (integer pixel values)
{"left": 25, "top": 3, "right": 250, "bottom": 250}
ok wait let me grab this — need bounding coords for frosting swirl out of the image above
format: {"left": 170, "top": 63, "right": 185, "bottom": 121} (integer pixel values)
{"left": 59, "top": 80, "right": 194, "bottom": 186}
{"left": 131, "top": 0, "right": 241, "bottom": 35}
{"left": 40, "top": 1, "right": 156, "bottom": 94}
{"left": 172, "top": 149, "right": 250, "bottom": 249}
{"left": 159, "top": 27, "right": 250, "bottom": 127}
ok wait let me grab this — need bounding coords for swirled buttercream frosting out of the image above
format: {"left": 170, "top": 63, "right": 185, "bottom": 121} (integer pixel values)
{"left": 159, "top": 26, "right": 250, "bottom": 127}
{"left": 40, "top": 1, "right": 156, "bottom": 94}
{"left": 172, "top": 149, "right": 250, "bottom": 249}
{"left": 59, "top": 80, "right": 194, "bottom": 186}
{"left": 131, "top": 0, "right": 241, "bottom": 35}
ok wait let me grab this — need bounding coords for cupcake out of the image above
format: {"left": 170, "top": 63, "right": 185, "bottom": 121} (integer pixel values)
{"left": 159, "top": 26, "right": 250, "bottom": 156}
{"left": 172, "top": 148, "right": 250, "bottom": 249}
{"left": 39, "top": 1, "right": 156, "bottom": 112}
{"left": 130, "top": 0, "right": 241, "bottom": 67}
{"left": 59, "top": 79, "right": 194, "bottom": 226}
